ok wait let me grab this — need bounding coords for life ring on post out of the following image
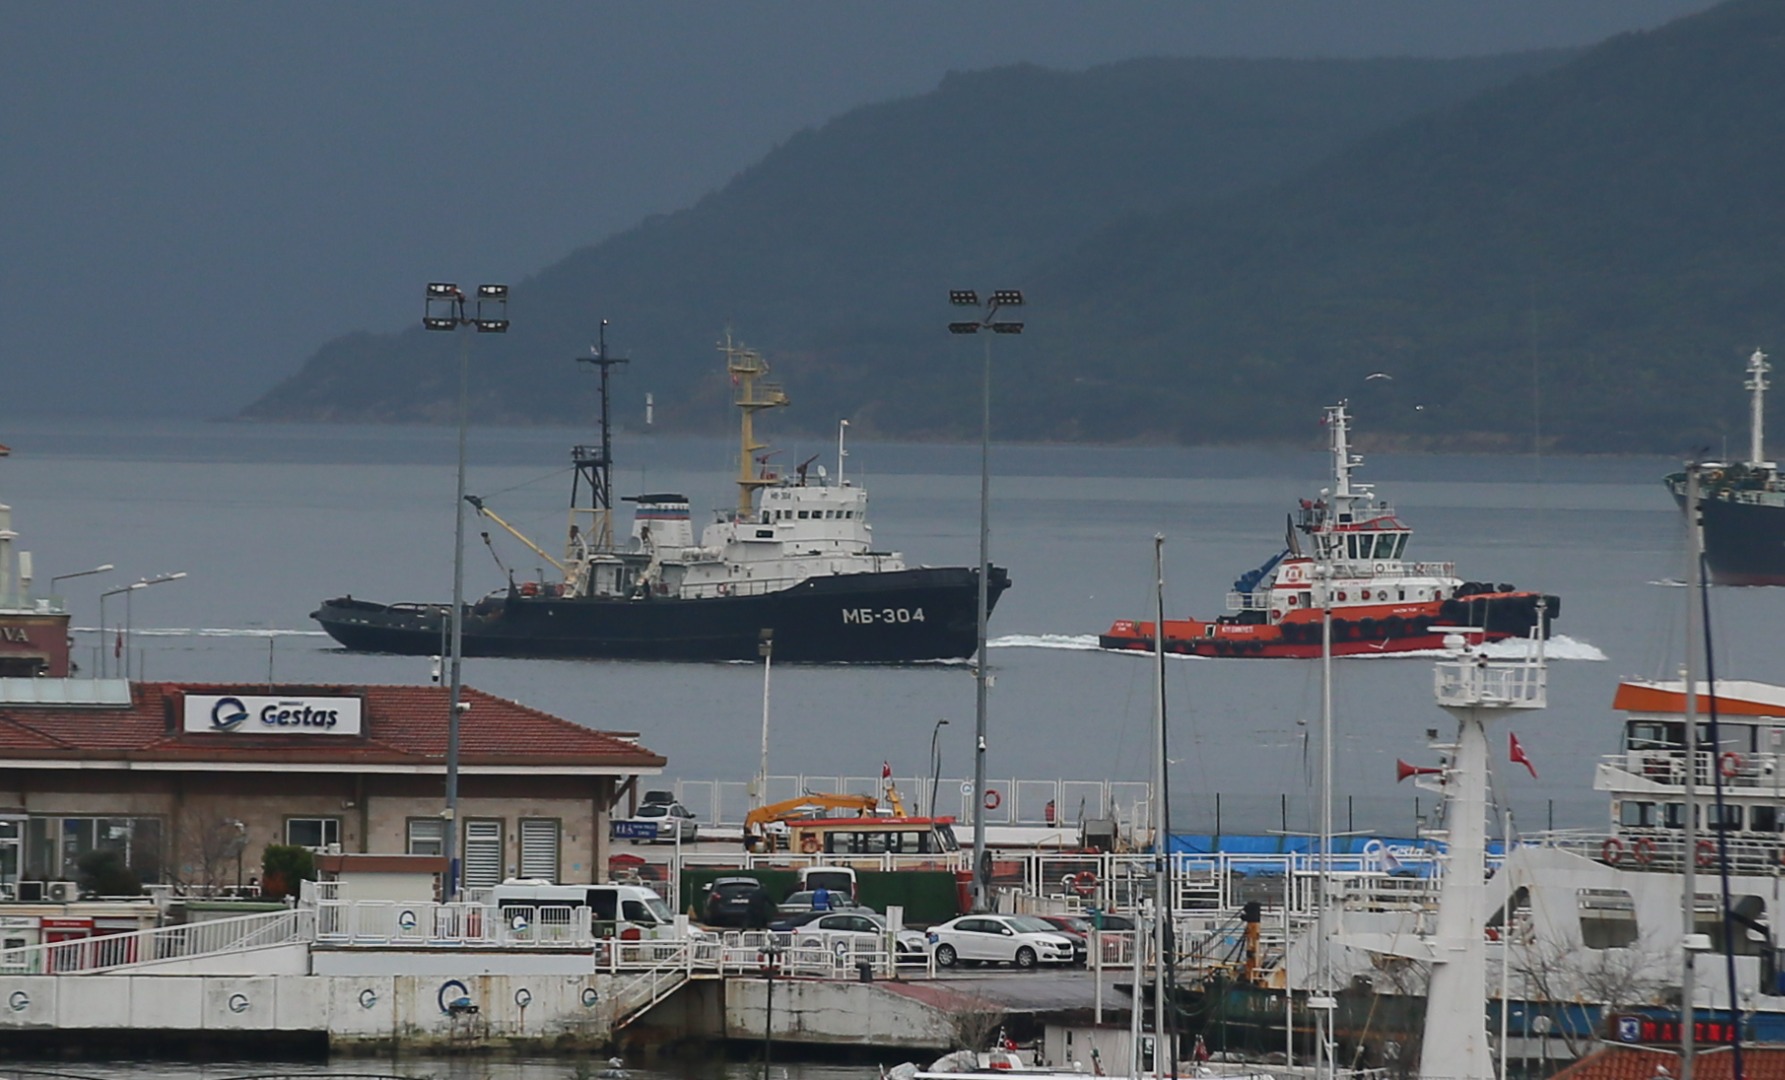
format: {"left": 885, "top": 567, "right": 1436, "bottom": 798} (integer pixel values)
{"left": 1071, "top": 872, "right": 1098, "bottom": 898}
{"left": 799, "top": 835, "right": 821, "bottom": 855}
{"left": 1632, "top": 837, "right": 1657, "bottom": 866}
{"left": 1721, "top": 752, "right": 1745, "bottom": 778}
{"left": 984, "top": 789, "right": 1002, "bottom": 811}
{"left": 1696, "top": 839, "right": 1716, "bottom": 868}
{"left": 1600, "top": 837, "right": 1625, "bottom": 865}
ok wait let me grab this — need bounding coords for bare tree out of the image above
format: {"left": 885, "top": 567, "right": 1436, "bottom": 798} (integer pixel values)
{"left": 170, "top": 815, "right": 248, "bottom": 894}
{"left": 947, "top": 992, "right": 1008, "bottom": 1052}
{"left": 1511, "top": 935, "right": 1672, "bottom": 1059}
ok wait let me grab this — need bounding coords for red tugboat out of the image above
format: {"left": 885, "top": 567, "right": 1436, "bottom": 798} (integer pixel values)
{"left": 1098, "top": 402, "right": 1559, "bottom": 658}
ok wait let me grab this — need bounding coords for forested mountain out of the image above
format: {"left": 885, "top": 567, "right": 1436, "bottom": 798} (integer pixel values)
{"left": 246, "top": 0, "right": 1785, "bottom": 454}
{"left": 241, "top": 51, "right": 1565, "bottom": 435}
{"left": 1014, "top": 0, "right": 1785, "bottom": 451}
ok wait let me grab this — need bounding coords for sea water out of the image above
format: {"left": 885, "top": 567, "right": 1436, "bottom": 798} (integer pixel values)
{"left": 0, "top": 416, "right": 1763, "bottom": 836}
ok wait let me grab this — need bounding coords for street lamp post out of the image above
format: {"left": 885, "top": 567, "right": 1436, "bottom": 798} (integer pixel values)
{"left": 928, "top": 718, "right": 949, "bottom": 818}
{"left": 122, "top": 573, "right": 186, "bottom": 682}
{"left": 756, "top": 630, "right": 774, "bottom": 811}
{"left": 948, "top": 288, "right": 1024, "bottom": 911}
{"left": 50, "top": 564, "right": 113, "bottom": 593}
{"left": 423, "top": 281, "right": 509, "bottom": 903}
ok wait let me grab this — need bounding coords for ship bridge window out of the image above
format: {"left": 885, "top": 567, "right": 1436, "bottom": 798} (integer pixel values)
{"left": 1371, "top": 534, "right": 1396, "bottom": 560}
{"left": 1753, "top": 805, "right": 1781, "bottom": 833}
{"left": 1577, "top": 888, "right": 1638, "bottom": 949}
{"left": 1618, "top": 800, "right": 1658, "bottom": 828}
{"left": 1663, "top": 802, "right": 1687, "bottom": 829}
{"left": 1709, "top": 803, "right": 1743, "bottom": 831}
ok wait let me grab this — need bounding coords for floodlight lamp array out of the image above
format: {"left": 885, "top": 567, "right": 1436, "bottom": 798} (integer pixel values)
{"left": 949, "top": 290, "right": 980, "bottom": 306}
{"left": 948, "top": 322, "right": 981, "bottom": 335}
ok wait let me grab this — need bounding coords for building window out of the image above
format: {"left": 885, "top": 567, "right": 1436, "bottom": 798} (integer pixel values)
{"left": 519, "top": 819, "right": 561, "bottom": 881}
{"left": 25, "top": 815, "right": 164, "bottom": 884}
{"left": 407, "top": 818, "right": 445, "bottom": 857}
{"left": 462, "top": 819, "right": 504, "bottom": 889}
{"left": 286, "top": 817, "right": 341, "bottom": 850}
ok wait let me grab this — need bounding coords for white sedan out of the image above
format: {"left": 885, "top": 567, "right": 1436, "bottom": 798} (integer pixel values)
{"left": 782, "top": 911, "right": 929, "bottom": 962}
{"left": 925, "top": 914, "right": 1078, "bottom": 969}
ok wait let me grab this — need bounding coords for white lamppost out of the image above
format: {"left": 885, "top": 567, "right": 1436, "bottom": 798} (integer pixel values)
{"left": 756, "top": 630, "right": 774, "bottom": 811}
{"left": 422, "top": 281, "right": 509, "bottom": 902}
{"left": 948, "top": 288, "right": 1024, "bottom": 911}
{"left": 122, "top": 572, "right": 186, "bottom": 682}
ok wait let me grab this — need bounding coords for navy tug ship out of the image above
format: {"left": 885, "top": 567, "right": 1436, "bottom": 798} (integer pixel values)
{"left": 313, "top": 335, "right": 1010, "bottom": 662}
{"left": 1666, "top": 349, "right": 1785, "bottom": 586}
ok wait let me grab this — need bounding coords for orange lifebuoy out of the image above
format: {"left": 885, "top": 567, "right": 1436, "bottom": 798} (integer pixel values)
{"left": 984, "top": 789, "right": 1002, "bottom": 811}
{"left": 1721, "top": 752, "right": 1745, "bottom": 778}
{"left": 1601, "top": 837, "right": 1625, "bottom": 865}
{"left": 1632, "top": 837, "right": 1657, "bottom": 866}
{"left": 1071, "top": 872, "right": 1098, "bottom": 897}
{"left": 1696, "top": 839, "right": 1716, "bottom": 868}
{"left": 800, "top": 835, "right": 821, "bottom": 855}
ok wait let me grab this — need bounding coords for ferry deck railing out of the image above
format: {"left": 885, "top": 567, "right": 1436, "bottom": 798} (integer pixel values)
{"left": 0, "top": 906, "right": 313, "bottom": 975}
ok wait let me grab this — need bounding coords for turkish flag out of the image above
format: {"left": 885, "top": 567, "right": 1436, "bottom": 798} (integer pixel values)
{"left": 881, "top": 760, "right": 892, "bottom": 780}
{"left": 1509, "top": 733, "right": 1538, "bottom": 779}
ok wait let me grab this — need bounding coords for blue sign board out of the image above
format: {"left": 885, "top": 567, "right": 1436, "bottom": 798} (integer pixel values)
{"left": 611, "top": 820, "right": 658, "bottom": 840}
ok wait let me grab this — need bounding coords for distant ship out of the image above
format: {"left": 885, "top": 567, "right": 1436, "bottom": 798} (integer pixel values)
{"left": 1098, "top": 402, "right": 1558, "bottom": 658}
{"left": 313, "top": 334, "right": 1009, "bottom": 663}
{"left": 1665, "top": 349, "right": 1785, "bottom": 585}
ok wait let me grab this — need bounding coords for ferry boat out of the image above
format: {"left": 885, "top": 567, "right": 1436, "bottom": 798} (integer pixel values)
{"left": 313, "top": 335, "right": 1009, "bottom": 663}
{"left": 1098, "top": 402, "right": 1558, "bottom": 658}
{"left": 1665, "top": 349, "right": 1785, "bottom": 586}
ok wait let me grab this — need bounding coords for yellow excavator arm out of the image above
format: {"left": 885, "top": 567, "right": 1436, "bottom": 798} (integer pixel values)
{"left": 742, "top": 793, "right": 881, "bottom": 851}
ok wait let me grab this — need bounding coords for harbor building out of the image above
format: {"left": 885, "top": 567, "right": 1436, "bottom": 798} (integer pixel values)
{"left": 0, "top": 680, "right": 665, "bottom": 900}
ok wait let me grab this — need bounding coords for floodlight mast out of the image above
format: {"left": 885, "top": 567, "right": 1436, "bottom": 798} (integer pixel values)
{"left": 422, "top": 280, "right": 509, "bottom": 902}
{"left": 947, "top": 287, "right": 1024, "bottom": 912}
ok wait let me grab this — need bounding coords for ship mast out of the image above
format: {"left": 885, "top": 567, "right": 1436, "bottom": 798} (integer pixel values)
{"left": 723, "top": 333, "right": 789, "bottom": 519}
{"left": 1746, "top": 349, "right": 1771, "bottom": 469}
{"left": 1417, "top": 626, "right": 1547, "bottom": 1080}
{"left": 569, "top": 322, "right": 628, "bottom": 557}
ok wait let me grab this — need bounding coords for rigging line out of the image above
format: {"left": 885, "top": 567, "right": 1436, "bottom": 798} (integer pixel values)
{"left": 477, "top": 464, "right": 577, "bottom": 501}
{"left": 1698, "top": 552, "right": 1746, "bottom": 1077}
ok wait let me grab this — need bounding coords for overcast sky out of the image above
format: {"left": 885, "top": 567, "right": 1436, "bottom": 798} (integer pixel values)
{"left": 0, "top": 0, "right": 1721, "bottom": 419}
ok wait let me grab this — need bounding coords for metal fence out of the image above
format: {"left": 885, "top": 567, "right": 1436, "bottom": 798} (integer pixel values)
{"left": 0, "top": 907, "right": 312, "bottom": 975}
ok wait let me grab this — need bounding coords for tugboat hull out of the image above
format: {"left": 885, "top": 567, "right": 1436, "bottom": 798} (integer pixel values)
{"left": 315, "top": 566, "right": 1009, "bottom": 663}
{"left": 1098, "top": 591, "right": 1559, "bottom": 658}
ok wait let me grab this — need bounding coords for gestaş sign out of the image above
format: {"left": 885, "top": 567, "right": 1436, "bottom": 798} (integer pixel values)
{"left": 183, "top": 693, "right": 363, "bottom": 736}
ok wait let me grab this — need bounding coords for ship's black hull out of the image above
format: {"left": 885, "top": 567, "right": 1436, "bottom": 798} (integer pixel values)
{"left": 313, "top": 565, "right": 1010, "bottom": 663}
{"left": 1667, "top": 476, "right": 1785, "bottom": 586}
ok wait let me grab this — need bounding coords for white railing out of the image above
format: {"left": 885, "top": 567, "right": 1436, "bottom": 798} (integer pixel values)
{"left": 0, "top": 907, "right": 312, "bottom": 975}
{"left": 1599, "top": 748, "right": 1780, "bottom": 790}
{"left": 1434, "top": 653, "right": 1546, "bottom": 709}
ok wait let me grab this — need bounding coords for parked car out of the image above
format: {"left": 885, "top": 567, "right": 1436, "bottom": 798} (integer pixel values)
{"left": 775, "top": 889, "right": 865, "bottom": 917}
{"left": 925, "top": 914, "right": 1077, "bottom": 969}
{"left": 776, "top": 910, "right": 928, "bottom": 961}
{"left": 623, "top": 801, "right": 698, "bottom": 844}
{"left": 1085, "top": 911, "right": 1136, "bottom": 932}
{"left": 1033, "top": 914, "right": 1092, "bottom": 965}
{"left": 703, "top": 876, "right": 775, "bottom": 929}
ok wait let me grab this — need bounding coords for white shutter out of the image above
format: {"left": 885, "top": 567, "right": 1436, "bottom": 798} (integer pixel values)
{"left": 462, "top": 820, "right": 503, "bottom": 888}
{"left": 519, "top": 819, "right": 560, "bottom": 881}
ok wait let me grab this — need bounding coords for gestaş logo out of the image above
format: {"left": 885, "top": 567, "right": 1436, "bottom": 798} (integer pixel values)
{"left": 210, "top": 696, "right": 250, "bottom": 732}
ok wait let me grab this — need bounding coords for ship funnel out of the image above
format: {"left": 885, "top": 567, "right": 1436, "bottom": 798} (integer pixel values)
{"left": 1396, "top": 759, "right": 1443, "bottom": 782}
{"left": 627, "top": 494, "right": 694, "bottom": 550}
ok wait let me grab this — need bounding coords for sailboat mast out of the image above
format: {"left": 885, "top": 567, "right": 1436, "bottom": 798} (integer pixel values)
{"left": 1682, "top": 463, "right": 1702, "bottom": 1080}
{"left": 1152, "top": 534, "right": 1171, "bottom": 1077}
{"left": 1315, "top": 552, "right": 1336, "bottom": 1080}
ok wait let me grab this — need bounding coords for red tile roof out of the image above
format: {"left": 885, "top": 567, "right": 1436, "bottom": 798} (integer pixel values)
{"left": 1554, "top": 1046, "right": 1785, "bottom": 1080}
{"left": 0, "top": 682, "right": 664, "bottom": 773}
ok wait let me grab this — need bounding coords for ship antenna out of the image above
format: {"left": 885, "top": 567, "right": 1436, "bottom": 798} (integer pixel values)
{"left": 572, "top": 321, "right": 629, "bottom": 558}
